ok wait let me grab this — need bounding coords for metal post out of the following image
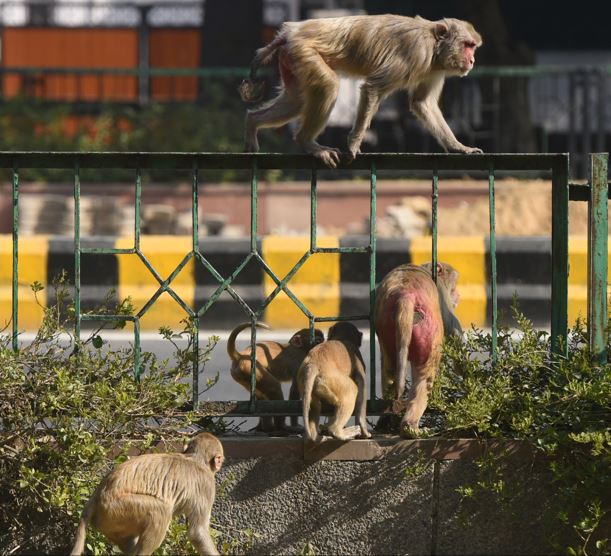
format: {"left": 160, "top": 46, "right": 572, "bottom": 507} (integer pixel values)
{"left": 369, "top": 161, "right": 377, "bottom": 400}
{"left": 587, "top": 153, "right": 608, "bottom": 363}
{"left": 431, "top": 169, "right": 438, "bottom": 281}
{"left": 192, "top": 162, "right": 200, "bottom": 408}
{"left": 74, "top": 160, "right": 81, "bottom": 345}
{"left": 11, "top": 165, "right": 18, "bottom": 351}
{"left": 488, "top": 164, "right": 497, "bottom": 362}
{"left": 551, "top": 155, "right": 570, "bottom": 357}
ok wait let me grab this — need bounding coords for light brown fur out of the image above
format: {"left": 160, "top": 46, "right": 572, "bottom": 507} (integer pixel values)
{"left": 70, "top": 433, "right": 224, "bottom": 556}
{"left": 375, "top": 262, "right": 461, "bottom": 437}
{"left": 227, "top": 322, "right": 324, "bottom": 432}
{"left": 241, "top": 14, "right": 483, "bottom": 167}
{"left": 298, "top": 322, "right": 371, "bottom": 443}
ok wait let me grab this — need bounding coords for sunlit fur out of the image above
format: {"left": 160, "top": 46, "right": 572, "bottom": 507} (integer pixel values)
{"left": 374, "top": 263, "right": 462, "bottom": 437}
{"left": 298, "top": 322, "right": 371, "bottom": 443}
{"left": 242, "top": 14, "right": 483, "bottom": 167}
{"left": 70, "top": 433, "right": 224, "bottom": 556}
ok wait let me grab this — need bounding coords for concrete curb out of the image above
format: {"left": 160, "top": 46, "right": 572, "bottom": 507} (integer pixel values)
{"left": 0, "top": 234, "right": 599, "bottom": 330}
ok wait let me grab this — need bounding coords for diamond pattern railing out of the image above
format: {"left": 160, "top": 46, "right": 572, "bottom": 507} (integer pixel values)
{"left": 6, "top": 151, "right": 604, "bottom": 418}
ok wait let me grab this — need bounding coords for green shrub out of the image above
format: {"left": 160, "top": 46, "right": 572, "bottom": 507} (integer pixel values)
{"left": 428, "top": 306, "right": 610, "bottom": 555}
{"left": 0, "top": 277, "right": 220, "bottom": 554}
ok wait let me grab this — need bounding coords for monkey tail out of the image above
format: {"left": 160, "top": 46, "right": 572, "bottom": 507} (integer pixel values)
{"left": 226, "top": 321, "right": 271, "bottom": 362}
{"left": 395, "top": 297, "right": 415, "bottom": 399}
{"left": 70, "top": 494, "right": 96, "bottom": 556}
{"left": 301, "top": 363, "right": 319, "bottom": 443}
{"left": 239, "top": 31, "right": 287, "bottom": 103}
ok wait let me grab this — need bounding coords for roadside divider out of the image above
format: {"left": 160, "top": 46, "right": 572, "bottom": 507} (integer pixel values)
{"left": 0, "top": 234, "right": 603, "bottom": 331}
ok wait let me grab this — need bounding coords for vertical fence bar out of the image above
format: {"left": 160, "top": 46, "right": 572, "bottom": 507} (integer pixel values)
{"left": 135, "top": 167, "right": 142, "bottom": 251}
{"left": 488, "top": 164, "right": 498, "bottom": 363}
{"left": 551, "top": 155, "right": 570, "bottom": 357}
{"left": 192, "top": 162, "right": 200, "bottom": 409}
{"left": 587, "top": 153, "right": 608, "bottom": 363}
{"left": 369, "top": 161, "right": 377, "bottom": 400}
{"left": 310, "top": 166, "right": 318, "bottom": 250}
{"left": 249, "top": 158, "right": 258, "bottom": 411}
{"left": 74, "top": 160, "right": 81, "bottom": 344}
{"left": 431, "top": 169, "right": 438, "bottom": 282}
{"left": 11, "top": 165, "right": 19, "bottom": 351}
{"left": 134, "top": 318, "right": 141, "bottom": 379}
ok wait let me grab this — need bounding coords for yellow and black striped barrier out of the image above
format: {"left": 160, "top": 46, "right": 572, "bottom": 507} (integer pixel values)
{"left": 0, "top": 234, "right": 605, "bottom": 331}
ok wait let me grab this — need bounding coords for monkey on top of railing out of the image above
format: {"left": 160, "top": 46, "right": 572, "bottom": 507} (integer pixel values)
{"left": 240, "top": 14, "right": 483, "bottom": 168}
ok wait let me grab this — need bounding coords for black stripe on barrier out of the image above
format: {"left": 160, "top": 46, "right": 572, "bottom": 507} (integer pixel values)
{"left": 339, "top": 236, "right": 410, "bottom": 317}
{"left": 47, "top": 236, "right": 119, "bottom": 320}
{"left": 195, "top": 238, "right": 264, "bottom": 326}
{"left": 486, "top": 237, "right": 551, "bottom": 326}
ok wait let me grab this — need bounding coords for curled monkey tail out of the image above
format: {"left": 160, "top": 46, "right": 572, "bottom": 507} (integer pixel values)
{"left": 301, "top": 363, "right": 319, "bottom": 443}
{"left": 70, "top": 493, "right": 96, "bottom": 555}
{"left": 226, "top": 321, "right": 271, "bottom": 362}
{"left": 239, "top": 32, "right": 287, "bottom": 102}
{"left": 395, "top": 297, "right": 415, "bottom": 399}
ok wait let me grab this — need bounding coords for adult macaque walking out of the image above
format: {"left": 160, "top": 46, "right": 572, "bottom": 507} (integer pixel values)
{"left": 375, "top": 262, "right": 462, "bottom": 437}
{"left": 240, "top": 14, "right": 483, "bottom": 167}
{"left": 298, "top": 321, "right": 371, "bottom": 442}
{"left": 70, "top": 432, "right": 224, "bottom": 556}
{"left": 228, "top": 322, "right": 324, "bottom": 432}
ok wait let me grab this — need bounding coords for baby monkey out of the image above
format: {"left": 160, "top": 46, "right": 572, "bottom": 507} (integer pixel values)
{"left": 70, "top": 432, "right": 224, "bottom": 556}
{"left": 298, "top": 321, "right": 371, "bottom": 442}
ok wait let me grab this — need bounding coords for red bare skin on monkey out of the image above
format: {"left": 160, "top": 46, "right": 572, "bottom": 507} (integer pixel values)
{"left": 379, "top": 292, "right": 439, "bottom": 367}
{"left": 278, "top": 48, "right": 295, "bottom": 88}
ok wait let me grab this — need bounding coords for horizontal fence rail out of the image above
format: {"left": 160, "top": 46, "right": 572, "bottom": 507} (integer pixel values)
{"left": 6, "top": 151, "right": 584, "bottom": 416}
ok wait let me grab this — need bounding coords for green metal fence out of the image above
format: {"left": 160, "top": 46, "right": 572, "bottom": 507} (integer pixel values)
{"left": 5, "top": 152, "right": 609, "bottom": 417}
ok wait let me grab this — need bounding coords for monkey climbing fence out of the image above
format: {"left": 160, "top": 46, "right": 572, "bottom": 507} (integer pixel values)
{"left": 5, "top": 152, "right": 608, "bottom": 415}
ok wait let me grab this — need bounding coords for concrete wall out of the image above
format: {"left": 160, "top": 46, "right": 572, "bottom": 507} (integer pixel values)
{"left": 213, "top": 437, "right": 569, "bottom": 556}
{"left": 1, "top": 234, "right": 601, "bottom": 331}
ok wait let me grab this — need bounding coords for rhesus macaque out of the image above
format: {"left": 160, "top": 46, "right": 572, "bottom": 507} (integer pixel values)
{"left": 374, "top": 262, "right": 462, "bottom": 437}
{"left": 298, "top": 321, "right": 371, "bottom": 443}
{"left": 228, "top": 322, "right": 324, "bottom": 432}
{"left": 240, "top": 14, "right": 483, "bottom": 168}
{"left": 70, "top": 432, "right": 224, "bottom": 556}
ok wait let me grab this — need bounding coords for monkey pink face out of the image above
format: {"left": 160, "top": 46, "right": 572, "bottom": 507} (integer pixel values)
{"left": 213, "top": 453, "right": 224, "bottom": 472}
{"left": 461, "top": 39, "right": 478, "bottom": 74}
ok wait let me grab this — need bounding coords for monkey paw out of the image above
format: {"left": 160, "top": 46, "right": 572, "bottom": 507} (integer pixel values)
{"left": 453, "top": 144, "right": 483, "bottom": 154}
{"left": 345, "top": 146, "right": 360, "bottom": 163}
{"left": 313, "top": 147, "right": 342, "bottom": 168}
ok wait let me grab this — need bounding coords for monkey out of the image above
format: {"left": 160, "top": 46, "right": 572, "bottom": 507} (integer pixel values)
{"left": 227, "top": 322, "right": 324, "bottom": 433}
{"left": 70, "top": 432, "right": 224, "bottom": 556}
{"left": 298, "top": 321, "right": 371, "bottom": 443}
{"left": 240, "top": 14, "right": 483, "bottom": 168}
{"left": 374, "top": 262, "right": 462, "bottom": 437}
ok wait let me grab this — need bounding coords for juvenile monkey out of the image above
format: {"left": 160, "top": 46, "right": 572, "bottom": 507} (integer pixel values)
{"left": 70, "top": 432, "right": 224, "bottom": 555}
{"left": 374, "top": 262, "right": 462, "bottom": 437}
{"left": 228, "top": 322, "right": 324, "bottom": 432}
{"left": 240, "top": 14, "right": 483, "bottom": 167}
{"left": 298, "top": 321, "right": 371, "bottom": 443}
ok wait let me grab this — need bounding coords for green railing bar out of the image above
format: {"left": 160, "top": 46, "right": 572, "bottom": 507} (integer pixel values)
{"left": 310, "top": 166, "right": 317, "bottom": 250}
{"left": 74, "top": 161, "right": 81, "bottom": 344}
{"left": 250, "top": 159, "right": 257, "bottom": 254}
{"left": 192, "top": 164, "right": 199, "bottom": 252}
{"left": 587, "top": 153, "right": 609, "bottom": 363}
{"left": 488, "top": 165, "right": 498, "bottom": 363}
{"left": 312, "top": 247, "right": 369, "bottom": 254}
{"left": 165, "top": 287, "right": 196, "bottom": 318}
{"left": 137, "top": 250, "right": 164, "bottom": 285}
{"left": 136, "top": 286, "right": 166, "bottom": 319}
{"left": 192, "top": 317, "right": 200, "bottom": 411}
{"left": 249, "top": 314, "right": 258, "bottom": 411}
{"left": 81, "top": 247, "right": 135, "bottom": 255}
{"left": 196, "top": 252, "right": 255, "bottom": 318}
{"left": 431, "top": 169, "right": 438, "bottom": 281}
{"left": 315, "top": 315, "right": 370, "bottom": 323}
{"left": 134, "top": 318, "right": 141, "bottom": 379}
{"left": 11, "top": 165, "right": 18, "bottom": 350}
{"left": 0, "top": 152, "right": 569, "bottom": 171}
{"left": 258, "top": 252, "right": 314, "bottom": 317}
{"left": 369, "top": 161, "right": 377, "bottom": 400}
{"left": 551, "top": 156, "right": 570, "bottom": 357}
{"left": 135, "top": 167, "right": 142, "bottom": 251}
{"left": 81, "top": 314, "right": 135, "bottom": 322}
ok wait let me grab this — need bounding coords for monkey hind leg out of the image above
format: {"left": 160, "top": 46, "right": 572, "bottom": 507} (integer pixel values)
{"left": 321, "top": 377, "right": 358, "bottom": 440}
{"left": 305, "top": 397, "right": 322, "bottom": 443}
{"left": 122, "top": 497, "right": 171, "bottom": 555}
{"left": 244, "top": 90, "right": 302, "bottom": 152}
{"left": 400, "top": 355, "right": 440, "bottom": 438}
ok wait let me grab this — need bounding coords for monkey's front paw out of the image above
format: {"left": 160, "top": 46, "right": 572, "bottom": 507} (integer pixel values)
{"left": 314, "top": 148, "right": 341, "bottom": 168}
{"left": 345, "top": 145, "right": 360, "bottom": 163}
{"left": 456, "top": 145, "right": 483, "bottom": 154}
{"left": 358, "top": 429, "right": 372, "bottom": 439}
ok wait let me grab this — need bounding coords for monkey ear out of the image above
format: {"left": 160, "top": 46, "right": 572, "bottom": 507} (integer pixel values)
{"left": 433, "top": 22, "right": 449, "bottom": 40}
{"left": 289, "top": 334, "right": 303, "bottom": 347}
{"left": 436, "top": 262, "right": 444, "bottom": 275}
